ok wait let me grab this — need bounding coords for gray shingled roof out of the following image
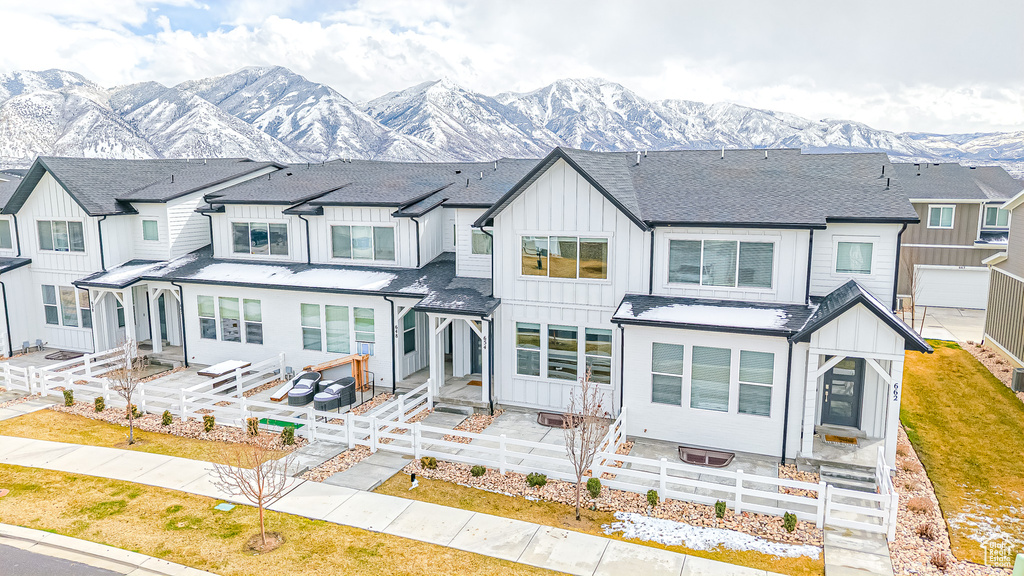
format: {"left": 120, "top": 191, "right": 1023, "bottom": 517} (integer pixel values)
{"left": 612, "top": 293, "right": 816, "bottom": 336}
{"left": 0, "top": 257, "right": 31, "bottom": 274}
{"left": 890, "top": 162, "right": 1023, "bottom": 201}
{"left": 0, "top": 172, "right": 24, "bottom": 207}
{"left": 4, "top": 157, "right": 275, "bottom": 216}
{"left": 75, "top": 249, "right": 498, "bottom": 316}
{"left": 478, "top": 147, "right": 918, "bottom": 229}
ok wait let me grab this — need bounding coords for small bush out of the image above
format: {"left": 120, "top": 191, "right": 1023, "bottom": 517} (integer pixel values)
{"left": 62, "top": 390, "right": 74, "bottom": 406}
{"left": 930, "top": 552, "right": 949, "bottom": 570}
{"left": 715, "top": 500, "right": 727, "bottom": 519}
{"left": 471, "top": 465, "right": 486, "bottom": 477}
{"left": 94, "top": 397, "right": 105, "bottom": 412}
{"left": 203, "top": 414, "right": 215, "bottom": 433}
{"left": 126, "top": 404, "right": 142, "bottom": 419}
{"left": 907, "top": 496, "right": 934, "bottom": 514}
{"left": 526, "top": 472, "right": 547, "bottom": 487}
{"left": 246, "top": 417, "right": 259, "bottom": 437}
{"left": 902, "top": 462, "right": 924, "bottom": 475}
{"left": 420, "top": 456, "right": 437, "bottom": 470}
{"left": 586, "top": 477, "right": 601, "bottom": 499}
{"left": 161, "top": 410, "right": 172, "bottom": 426}
{"left": 916, "top": 522, "right": 940, "bottom": 541}
{"left": 783, "top": 512, "right": 798, "bottom": 533}
{"left": 280, "top": 426, "right": 295, "bottom": 446}
{"left": 646, "top": 489, "right": 659, "bottom": 508}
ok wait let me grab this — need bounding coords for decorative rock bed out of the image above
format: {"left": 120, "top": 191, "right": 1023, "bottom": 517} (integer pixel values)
{"left": 964, "top": 342, "right": 1024, "bottom": 406}
{"left": 0, "top": 393, "right": 37, "bottom": 410}
{"left": 443, "top": 409, "right": 504, "bottom": 444}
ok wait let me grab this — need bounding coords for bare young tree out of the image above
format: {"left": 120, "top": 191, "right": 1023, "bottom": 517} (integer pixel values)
{"left": 212, "top": 434, "right": 293, "bottom": 548}
{"left": 108, "top": 339, "right": 148, "bottom": 445}
{"left": 563, "top": 367, "right": 611, "bottom": 521}
{"left": 900, "top": 249, "right": 928, "bottom": 332}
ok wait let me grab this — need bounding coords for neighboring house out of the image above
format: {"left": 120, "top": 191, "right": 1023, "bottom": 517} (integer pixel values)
{"left": 6, "top": 149, "right": 930, "bottom": 469}
{"left": 983, "top": 189, "right": 1024, "bottom": 368}
{"left": 891, "top": 162, "right": 1021, "bottom": 309}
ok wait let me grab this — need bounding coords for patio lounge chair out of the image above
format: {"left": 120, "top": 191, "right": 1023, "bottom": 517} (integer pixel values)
{"left": 287, "top": 372, "right": 321, "bottom": 406}
{"left": 314, "top": 380, "right": 343, "bottom": 411}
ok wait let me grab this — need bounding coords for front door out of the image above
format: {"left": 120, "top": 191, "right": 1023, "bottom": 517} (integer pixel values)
{"left": 470, "top": 331, "right": 482, "bottom": 374}
{"left": 158, "top": 294, "right": 168, "bottom": 342}
{"left": 821, "top": 357, "right": 864, "bottom": 428}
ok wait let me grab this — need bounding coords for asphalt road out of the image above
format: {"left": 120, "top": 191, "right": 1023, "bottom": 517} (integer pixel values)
{"left": 0, "top": 543, "right": 123, "bottom": 576}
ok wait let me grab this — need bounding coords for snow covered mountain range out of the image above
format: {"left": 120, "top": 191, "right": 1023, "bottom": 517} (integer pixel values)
{"left": 0, "top": 67, "right": 1020, "bottom": 178}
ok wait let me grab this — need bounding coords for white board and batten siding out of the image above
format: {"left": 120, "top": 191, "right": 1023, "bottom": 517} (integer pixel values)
{"left": 305, "top": 206, "right": 418, "bottom": 268}
{"left": 491, "top": 158, "right": 648, "bottom": 410}
{"left": 809, "top": 223, "right": 899, "bottom": 304}
{"left": 455, "top": 208, "right": 489, "bottom": 278}
{"left": 168, "top": 192, "right": 212, "bottom": 258}
{"left": 128, "top": 204, "right": 172, "bottom": 261}
{"left": 652, "top": 228, "right": 810, "bottom": 304}
{"left": 211, "top": 205, "right": 306, "bottom": 263}
{"left": 0, "top": 265, "right": 35, "bottom": 354}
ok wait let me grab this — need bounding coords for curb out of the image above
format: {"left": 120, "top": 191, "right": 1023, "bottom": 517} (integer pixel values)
{"left": 0, "top": 523, "right": 219, "bottom": 576}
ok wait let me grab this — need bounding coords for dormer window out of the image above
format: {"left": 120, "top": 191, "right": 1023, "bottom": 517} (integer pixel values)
{"left": 984, "top": 206, "right": 1010, "bottom": 229}
{"left": 232, "top": 222, "right": 288, "bottom": 256}
{"left": 38, "top": 220, "right": 85, "bottom": 253}
{"left": 331, "top": 225, "right": 395, "bottom": 261}
{"left": 667, "top": 239, "right": 774, "bottom": 289}
{"left": 927, "top": 205, "right": 955, "bottom": 229}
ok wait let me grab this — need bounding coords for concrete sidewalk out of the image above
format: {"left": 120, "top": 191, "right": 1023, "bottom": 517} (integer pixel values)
{"left": 0, "top": 434, "right": 790, "bottom": 576}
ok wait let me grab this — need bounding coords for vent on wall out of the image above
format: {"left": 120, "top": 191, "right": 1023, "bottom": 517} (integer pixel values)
{"left": 1013, "top": 368, "right": 1024, "bottom": 392}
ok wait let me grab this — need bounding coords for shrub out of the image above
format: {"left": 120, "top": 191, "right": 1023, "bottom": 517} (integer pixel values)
{"left": 646, "top": 489, "right": 659, "bottom": 508}
{"left": 586, "top": 477, "right": 601, "bottom": 499}
{"left": 280, "top": 426, "right": 295, "bottom": 446}
{"left": 94, "top": 397, "right": 105, "bottom": 412}
{"left": 896, "top": 444, "right": 911, "bottom": 458}
{"left": 902, "top": 462, "right": 924, "bottom": 475}
{"left": 420, "top": 456, "right": 437, "bottom": 470}
{"left": 916, "top": 522, "right": 940, "bottom": 541}
{"left": 715, "top": 500, "right": 727, "bottom": 519}
{"left": 246, "top": 417, "right": 259, "bottom": 437}
{"left": 783, "top": 512, "right": 798, "bottom": 533}
{"left": 127, "top": 404, "right": 142, "bottom": 419}
{"left": 907, "top": 497, "right": 934, "bottom": 514}
{"left": 471, "top": 465, "right": 486, "bottom": 477}
{"left": 526, "top": 472, "right": 547, "bottom": 487}
{"left": 930, "top": 552, "right": 949, "bottom": 570}
{"left": 62, "top": 390, "right": 74, "bottom": 406}
{"left": 203, "top": 414, "right": 215, "bottom": 433}
{"left": 161, "top": 410, "right": 172, "bottom": 426}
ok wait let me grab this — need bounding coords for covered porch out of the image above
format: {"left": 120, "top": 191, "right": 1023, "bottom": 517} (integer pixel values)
{"left": 422, "top": 312, "right": 492, "bottom": 410}
{"left": 87, "top": 281, "right": 185, "bottom": 365}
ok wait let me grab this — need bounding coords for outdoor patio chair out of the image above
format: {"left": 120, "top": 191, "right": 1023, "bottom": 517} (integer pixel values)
{"left": 287, "top": 371, "right": 321, "bottom": 406}
{"left": 314, "top": 381, "right": 344, "bottom": 411}
{"left": 337, "top": 377, "right": 356, "bottom": 407}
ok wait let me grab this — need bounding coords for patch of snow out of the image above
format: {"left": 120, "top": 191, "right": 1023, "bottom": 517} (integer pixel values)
{"left": 184, "top": 262, "right": 399, "bottom": 292}
{"left": 620, "top": 302, "right": 790, "bottom": 330}
{"left": 604, "top": 512, "right": 821, "bottom": 559}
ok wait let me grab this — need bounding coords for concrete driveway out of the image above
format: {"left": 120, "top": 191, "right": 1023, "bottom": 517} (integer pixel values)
{"left": 910, "top": 306, "right": 986, "bottom": 343}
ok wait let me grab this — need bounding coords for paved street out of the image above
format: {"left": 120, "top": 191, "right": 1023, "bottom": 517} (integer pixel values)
{"left": 0, "top": 543, "right": 122, "bottom": 576}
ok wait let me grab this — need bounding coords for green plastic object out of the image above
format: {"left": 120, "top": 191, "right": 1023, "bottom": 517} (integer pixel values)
{"left": 1012, "top": 553, "right": 1024, "bottom": 576}
{"left": 259, "top": 418, "right": 304, "bottom": 429}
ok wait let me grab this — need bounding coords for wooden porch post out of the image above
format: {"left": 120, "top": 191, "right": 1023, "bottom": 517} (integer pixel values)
{"left": 801, "top": 352, "right": 820, "bottom": 456}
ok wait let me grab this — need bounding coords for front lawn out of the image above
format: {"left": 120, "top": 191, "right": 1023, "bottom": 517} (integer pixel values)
{"left": 0, "top": 464, "right": 561, "bottom": 576}
{"left": 901, "top": 340, "right": 1024, "bottom": 563}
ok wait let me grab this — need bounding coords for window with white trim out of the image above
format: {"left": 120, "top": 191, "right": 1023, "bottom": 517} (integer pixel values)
{"left": 521, "top": 236, "right": 608, "bottom": 279}
{"left": 142, "top": 219, "right": 159, "bottom": 241}
{"left": 38, "top": 220, "right": 85, "bottom": 252}
{"left": 354, "top": 307, "right": 375, "bottom": 343}
{"left": 300, "top": 304, "right": 372, "bottom": 354}
{"left": 79, "top": 289, "right": 91, "bottom": 329}
{"left": 0, "top": 220, "right": 12, "bottom": 250}
{"left": 301, "top": 303, "right": 322, "bottom": 351}
{"left": 232, "top": 222, "right": 288, "bottom": 255}
{"left": 326, "top": 305, "right": 350, "bottom": 353}
{"left": 42, "top": 285, "right": 59, "bottom": 325}
{"left": 403, "top": 312, "right": 416, "bottom": 354}
{"left": 547, "top": 324, "right": 578, "bottom": 380}
{"left": 471, "top": 229, "right": 492, "bottom": 255}
{"left": 58, "top": 287, "right": 78, "bottom": 327}
{"left": 198, "top": 296, "right": 216, "bottom": 339}
{"left": 219, "top": 297, "right": 241, "bottom": 342}
{"left": 244, "top": 299, "right": 263, "bottom": 345}
{"left": 331, "top": 225, "right": 395, "bottom": 261}
{"left": 984, "top": 206, "right": 1010, "bottom": 229}
{"left": 668, "top": 239, "right": 774, "bottom": 289}
{"left": 584, "top": 328, "right": 612, "bottom": 384}
{"left": 738, "top": 350, "right": 773, "bottom": 416}
{"left": 515, "top": 322, "right": 541, "bottom": 377}
{"left": 835, "top": 241, "right": 873, "bottom": 275}
{"left": 115, "top": 300, "right": 125, "bottom": 329}
{"left": 651, "top": 343, "right": 683, "bottom": 405}
{"left": 690, "top": 346, "right": 730, "bottom": 412}
{"left": 927, "top": 205, "right": 955, "bottom": 229}
{"left": 196, "top": 295, "right": 261, "bottom": 344}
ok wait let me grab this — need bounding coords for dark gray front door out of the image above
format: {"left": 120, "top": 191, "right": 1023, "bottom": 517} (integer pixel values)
{"left": 821, "top": 357, "right": 864, "bottom": 428}
{"left": 470, "top": 331, "right": 483, "bottom": 374}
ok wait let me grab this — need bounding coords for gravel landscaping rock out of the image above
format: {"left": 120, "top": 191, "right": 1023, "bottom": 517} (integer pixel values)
{"left": 443, "top": 409, "right": 502, "bottom": 443}
{"left": 0, "top": 393, "right": 36, "bottom": 409}
{"left": 964, "top": 342, "right": 1024, "bottom": 406}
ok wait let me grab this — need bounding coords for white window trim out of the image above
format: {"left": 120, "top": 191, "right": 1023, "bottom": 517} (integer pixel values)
{"left": 982, "top": 205, "right": 1011, "bottom": 230}
{"left": 327, "top": 222, "right": 399, "bottom": 265}
{"left": 141, "top": 219, "right": 160, "bottom": 242}
{"left": 0, "top": 219, "right": 13, "bottom": 251}
{"left": 35, "top": 219, "right": 87, "bottom": 255}
{"left": 513, "top": 320, "right": 615, "bottom": 387}
{"left": 516, "top": 231, "right": 614, "bottom": 284}
{"left": 470, "top": 227, "right": 492, "bottom": 256}
{"left": 42, "top": 284, "right": 91, "bottom": 330}
{"left": 926, "top": 204, "right": 956, "bottom": 229}
{"left": 300, "top": 303, "right": 376, "bottom": 354}
{"left": 662, "top": 233, "right": 779, "bottom": 293}
{"left": 831, "top": 235, "right": 877, "bottom": 277}
{"left": 230, "top": 220, "right": 291, "bottom": 259}
{"left": 196, "top": 295, "right": 261, "bottom": 344}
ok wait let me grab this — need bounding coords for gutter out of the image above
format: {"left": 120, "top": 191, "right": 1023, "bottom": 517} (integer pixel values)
{"left": 618, "top": 325, "right": 625, "bottom": 417}
{"left": 1, "top": 279, "right": 12, "bottom": 357}
{"left": 804, "top": 229, "right": 814, "bottom": 305}
{"left": 488, "top": 317, "right": 495, "bottom": 415}
{"left": 97, "top": 215, "right": 107, "bottom": 271}
{"left": 475, "top": 224, "right": 495, "bottom": 296}
{"left": 297, "top": 214, "right": 312, "bottom": 265}
{"left": 202, "top": 213, "right": 214, "bottom": 250}
{"left": 892, "top": 223, "right": 908, "bottom": 311}
{"left": 383, "top": 295, "right": 397, "bottom": 394}
{"left": 780, "top": 340, "right": 794, "bottom": 464}
{"left": 169, "top": 281, "right": 189, "bottom": 368}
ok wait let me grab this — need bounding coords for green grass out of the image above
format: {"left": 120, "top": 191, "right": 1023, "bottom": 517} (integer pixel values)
{"left": 901, "top": 341, "right": 1024, "bottom": 563}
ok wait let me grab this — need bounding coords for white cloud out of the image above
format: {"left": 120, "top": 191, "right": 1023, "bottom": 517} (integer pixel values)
{"left": 0, "top": 0, "right": 1020, "bottom": 133}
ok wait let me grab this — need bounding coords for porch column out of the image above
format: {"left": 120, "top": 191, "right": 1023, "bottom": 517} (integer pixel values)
{"left": 428, "top": 315, "right": 442, "bottom": 396}
{"left": 800, "top": 352, "right": 820, "bottom": 456}
{"left": 148, "top": 287, "right": 163, "bottom": 353}
{"left": 481, "top": 318, "right": 490, "bottom": 405}
{"left": 884, "top": 358, "right": 904, "bottom": 468}
{"left": 166, "top": 289, "right": 182, "bottom": 347}
{"left": 120, "top": 289, "right": 137, "bottom": 344}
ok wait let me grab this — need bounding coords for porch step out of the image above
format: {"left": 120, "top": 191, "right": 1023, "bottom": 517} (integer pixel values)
{"left": 432, "top": 396, "right": 490, "bottom": 414}
{"left": 820, "top": 465, "right": 878, "bottom": 493}
{"left": 433, "top": 405, "right": 473, "bottom": 416}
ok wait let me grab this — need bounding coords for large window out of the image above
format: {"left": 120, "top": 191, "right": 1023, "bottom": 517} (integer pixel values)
{"left": 219, "top": 297, "right": 241, "bottom": 342}
{"left": 651, "top": 343, "right": 684, "bottom": 405}
{"left": 59, "top": 287, "right": 78, "bottom": 327}
{"left": 41, "top": 285, "right": 90, "bottom": 327}
{"left": 0, "top": 220, "right": 12, "bottom": 250}
{"left": 471, "top": 229, "right": 492, "bottom": 255}
{"left": 984, "top": 206, "right": 1010, "bottom": 228}
{"left": 331, "top": 225, "right": 396, "bottom": 261}
{"left": 301, "top": 303, "right": 322, "bottom": 351}
{"left": 198, "top": 296, "right": 216, "bottom": 339}
{"left": 547, "top": 325, "right": 578, "bottom": 380}
{"left": 142, "top": 219, "right": 159, "bottom": 241}
{"left": 232, "top": 222, "right": 288, "bottom": 256}
{"left": 326, "top": 305, "right": 349, "bottom": 353}
{"left": 521, "top": 236, "right": 608, "bottom": 279}
{"left": 403, "top": 312, "right": 416, "bottom": 354}
{"left": 244, "top": 299, "right": 263, "bottom": 345}
{"left": 738, "top": 351, "right": 774, "bottom": 417}
{"left": 515, "top": 322, "right": 541, "bottom": 377}
{"left": 690, "top": 346, "right": 731, "bottom": 412}
{"left": 836, "top": 241, "right": 873, "bottom": 275}
{"left": 585, "top": 328, "right": 612, "bottom": 384}
{"left": 927, "top": 205, "right": 955, "bottom": 229}
{"left": 38, "top": 220, "right": 85, "bottom": 252}
{"left": 668, "top": 239, "right": 774, "bottom": 289}
{"left": 197, "top": 295, "right": 261, "bottom": 343}
{"left": 301, "top": 304, "right": 373, "bottom": 354}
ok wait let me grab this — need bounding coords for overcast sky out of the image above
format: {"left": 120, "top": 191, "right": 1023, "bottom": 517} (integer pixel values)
{"left": 2, "top": 0, "right": 1021, "bottom": 133}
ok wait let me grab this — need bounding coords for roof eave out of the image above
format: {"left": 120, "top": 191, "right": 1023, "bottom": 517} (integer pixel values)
{"left": 611, "top": 316, "right": 794, "bottom": 338}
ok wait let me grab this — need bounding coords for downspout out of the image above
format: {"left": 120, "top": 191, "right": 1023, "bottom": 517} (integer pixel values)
{"left": 410, "top": 217, "right": 422, "bottom": 268}
{"left": 480, "top": 226, "right": 494, "bottom": 295}
{"left": 297, "top": 214, "right": 312, "bottom": 265}
{"left": 893, "top": 223, "right": 908, "bottom": 311}
{"left": 804, "top": 229, "right": 814, "bottom": 305}
{"left": 1, "top": 279, "right": 12, "bottom": 357}
{"left": 383, "top": 295, "right": 397, "bottom": 394}
{"left": 202, "top": 212, "right": 214, "bottom": 251}
{"left": 97, "top": 215, "right": 108, "bottom": 271}
{"left": 12, "top": 214, "right": 21, "bottom": 257}
{"left": 488, "top": 317, "right": 495, "bottom": 415}
{"left": 169, "top": 281, "right": 189, "bottom": 368}
{"left": 780, "top": 339, "right": 794, "bottom": 464}
{"left": 648, "top": 229, "right": 655, "bottom": 294}
{"left": 618, "top": 325, "right": 626, "bottom": 416}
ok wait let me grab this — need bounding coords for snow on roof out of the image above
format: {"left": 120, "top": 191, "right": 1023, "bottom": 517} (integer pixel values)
{"left": 181, "top": 262, "right": 400, "bottom": 292}
{"left": 616, "top": 301, "right": 791, "bottom": 331}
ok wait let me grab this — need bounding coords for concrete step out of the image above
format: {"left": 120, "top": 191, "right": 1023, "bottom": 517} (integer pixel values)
{"left": 434, "top": 404, "right": 473, "bottom": 416}
{"left": 821, "top": 464, "right": 878, "bottom": 493}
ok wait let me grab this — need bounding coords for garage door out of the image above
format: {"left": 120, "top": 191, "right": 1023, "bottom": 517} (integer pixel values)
{"left": 915, "top": 266, "right": 990, "bottom": 309}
